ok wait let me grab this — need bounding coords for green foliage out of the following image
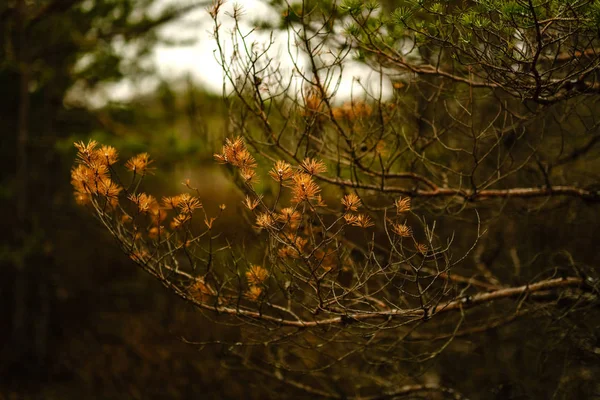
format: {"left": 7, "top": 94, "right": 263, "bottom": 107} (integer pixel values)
{"left": 340, "top": 0, "right": 365, "bottom": 15}
{"left": 391, "top": 6, "right": 414, "bottom": 25}
{"left": 590, "top": 1, "right": 600, "bottom": 26}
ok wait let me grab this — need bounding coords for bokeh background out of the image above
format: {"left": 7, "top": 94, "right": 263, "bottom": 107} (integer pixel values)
{"left": 2, "top": 1, "right": 600, "bottom": 399}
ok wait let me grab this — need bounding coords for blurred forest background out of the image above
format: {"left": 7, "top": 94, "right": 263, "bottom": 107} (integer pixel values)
{"left": 2, "top": 0, "right": 600, "bottom": 399}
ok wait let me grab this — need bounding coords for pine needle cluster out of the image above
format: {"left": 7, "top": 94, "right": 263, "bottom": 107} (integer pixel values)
{"left": 72, "top": 136, "right": 435, "bottom": 327}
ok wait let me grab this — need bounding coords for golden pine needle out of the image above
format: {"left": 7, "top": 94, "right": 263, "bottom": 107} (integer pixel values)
{"left": 71, "top": 163, "right": 109, "bottom": 195}
{"left": 291, "top": 173, "right": 321, "bottom": 203}
{"left": 97, "top": 145, "right": 118, "bottom": 166}
{"left": 161, "top": 196, "right": 180, "bottom": 209}
{"left": 214, "top": 137, "right": 257, "bottom": 171}
{"left": 213, "top": 153, "right": 227, "bottom": 164}
{"left": 171, "top": 213, "right": 192, "bottom": 230}
{"left": 245, "top": 286, "right": 263, "bottom": 301}
{"left": 278, "top": 236, "right": 307, "bottom": 259}
{"left": 304, "top": 88, "right": 323, "bottom": 114}
{"left": 74, "top": 140, "right": 100, "bottom": 166}
{"left": 204, "top": 216, "right": 216, "bottom": 229}
{"left": 190, "top": 278, "right": 214, "bottom": 302}
{"left": 177, "top": 193, "right": 202, "bottom": 214}
{"left": 97, "top": 178, "right": 122, "bottom": 207}
{"left": 71, "top": 164, "right": 95, "bottom": 194}
{"left": 87, "top": 162, "right": 110, "bottom": 184}
{"left": 128, "top": 193, "right": 157, "bottom": 213}
{"left": 125, "top": 153, "right": 154, "bottom": 175}
{"left": 256, "top": 212, "right": 275, "bottom": 228}
{"left": 246, "top": 265, "right": 269, "bottom": 285}
{"left": 344, "top": 214, "right": 358, "bottom": 225}
{"left": 391, "top": 222, "right": 412, "bottom": 238}
{"left": 278, "top": 207, "right": 301, "bottom": 227}
{"left": 396, "top": 197, "right": 411, "bottom": 213}
{"left": 97, "top": 178, "right": 122, "bottom": 199}
{"left": 342, "top": 193, "right": 361, "bottom": 211}
{"left": 351, "top": 214, "right": 374, "bottom": 228}
{"left": 314, "top": 195, "right": 327, "bottom": 207}
{"left": 301, "top": 158, "right": 327, "bottom": 175}
{"left": 416, "top": 243, "right": 428, "bottom": 255}
{"left": 240, "top": 166, "right": 259, "bottom": 184}
{"left": 243, "top": 195, "right": 262, "bottom": 210}
{"left": 268, "top": 160, "right": 294, "bottom": 182}
{"left": 74, "top": 139, "right": 98, "bottom": 155}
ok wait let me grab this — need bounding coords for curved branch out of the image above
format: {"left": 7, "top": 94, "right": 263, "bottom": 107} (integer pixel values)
{"left": 181, "top": 277, "right": 589, "bottom": 328}
{"left": 315, "top": 175, "right": 599, "bottom": 202}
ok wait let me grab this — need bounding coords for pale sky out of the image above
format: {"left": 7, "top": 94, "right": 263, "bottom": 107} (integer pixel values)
{"left": 78, "top": 0, "right": 392, "bottom": 107}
